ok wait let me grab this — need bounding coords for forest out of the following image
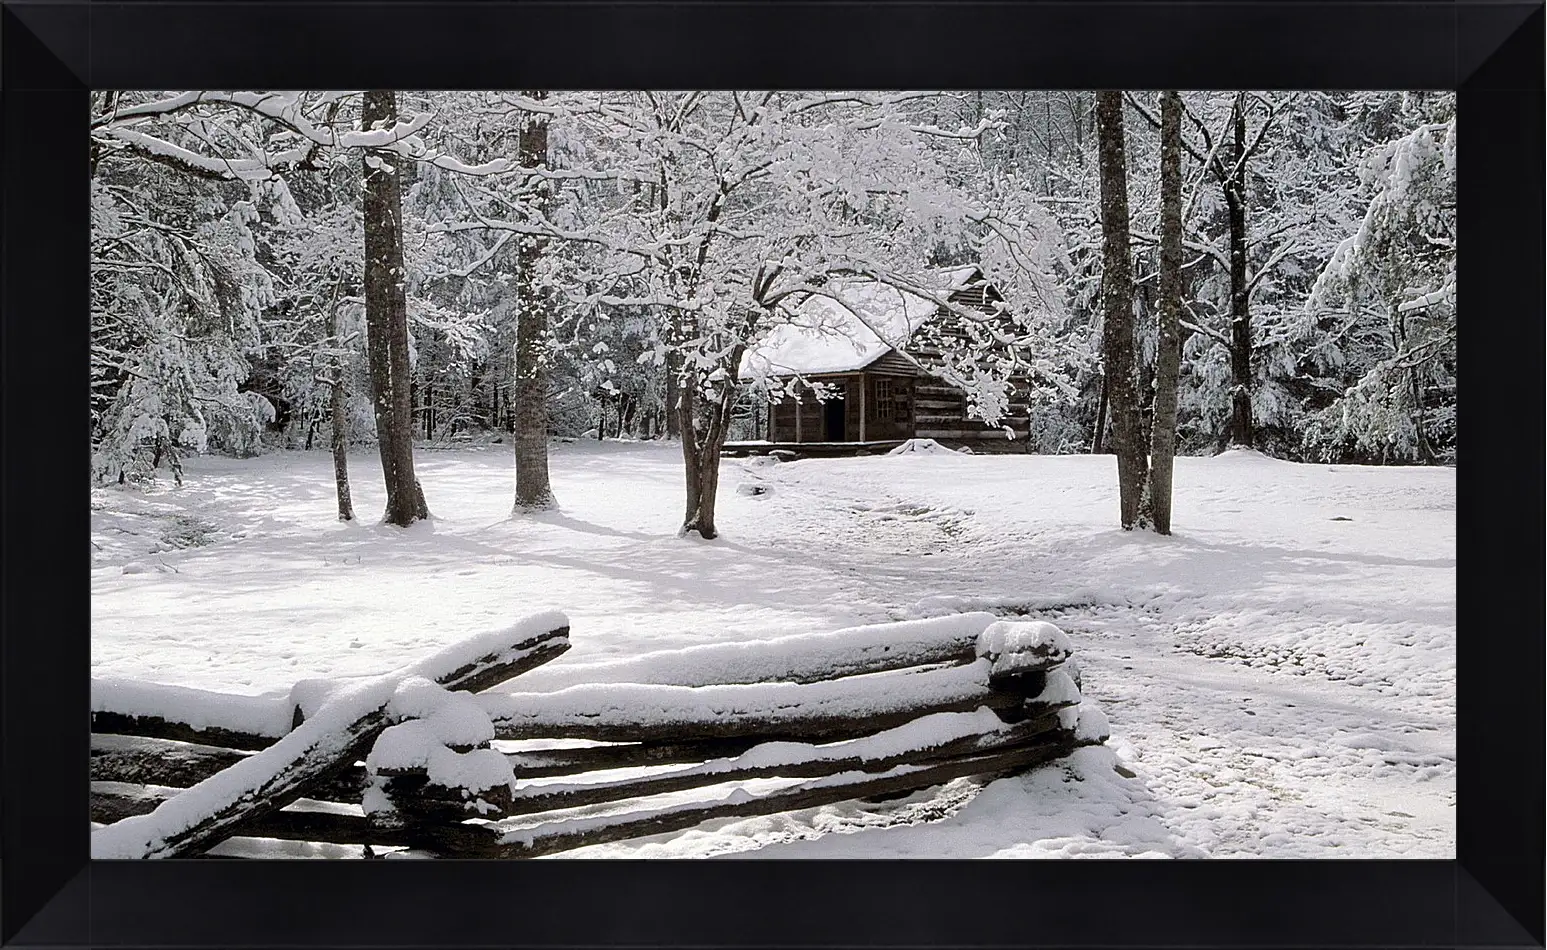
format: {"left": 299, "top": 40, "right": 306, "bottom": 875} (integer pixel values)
{"left": 89, "top": 89, "right": 1460, "bottom": 860}
{"left": 90, "top": 90, "right": 1457, "bottom": 536}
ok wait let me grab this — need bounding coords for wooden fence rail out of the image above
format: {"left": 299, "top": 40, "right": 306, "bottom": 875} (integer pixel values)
{"left": 90, "top": 611, "right": 1108, "bottom": 859}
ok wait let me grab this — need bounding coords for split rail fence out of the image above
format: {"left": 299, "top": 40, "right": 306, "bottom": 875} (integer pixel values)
{"left": 91, "top": 610, "right": 1108, "bottom": 858}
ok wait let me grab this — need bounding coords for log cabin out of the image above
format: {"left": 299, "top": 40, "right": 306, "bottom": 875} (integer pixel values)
{"left": 736, "top": 265, "right": 1033, "bottom": 453}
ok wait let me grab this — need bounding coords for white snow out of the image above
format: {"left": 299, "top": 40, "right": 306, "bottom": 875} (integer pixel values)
{"left": 505, "top": 612, "right": 994, "bottom": 692}
{"left": 478, "top": 660, "right": 997, "bottom": 737}
{"left": 1074, "top": 704, "right": 1111, "bottom": 743}
{"left": 91, "top": 441, "right": 1454, "bottom": 858}
{"left": 91, "top": 609, "right": 563, "bottom": 858}
{"left": 91, "top": 678, "right": 293, "bottom": 738}
{"left": 93, "top": 669, "right": 404, "bottom": 858}
{"left": 506, "top": 709, "right": 1016, "bottom": 804}
{"left": 739, "top": 268, "right": 977, "bottom": 378}
{"left": 386, "top": 676, "right": 495, "bottom": 748}
{"left": 1032, "top": 670, "right": 1082, "bottom": 707}
{"left": 888, "top": 438, "right": 963, "bottom": 456}
{"left": 977, "top": 620, "right": 1073, "bottom": 672}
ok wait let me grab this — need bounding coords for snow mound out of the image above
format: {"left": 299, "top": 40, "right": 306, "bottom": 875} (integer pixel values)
{"left": 888, "top": 439, "right": 956, "bottom": 456}
{"left": 1074, "top": 704, "right": 1111, "bottom": 743}
{"left": 1208, "top": 446, "right": 1285, "bottom": 465}
{"left": 387, "top": 676, "right": 496, "bottom": 748}
{"left": 1033, "top": 670, "right": 1082, "bottom": 706}
{"left": 976, "top": 620, "right": 1072, "bottom": 664}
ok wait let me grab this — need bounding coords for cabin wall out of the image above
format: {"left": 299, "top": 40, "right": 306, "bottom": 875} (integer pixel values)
{"left": 903, "top": 283, "right": 1031, "bottom": 448}
{"left": 845, "top": 378, "right": 861, "bottom": 440}
{"left": 909, "top": 373, "right": 1033, "bottom": 446}
{"left": 769, "top": 374, "right": 860, "bottom": 442}
{"left": 861, "top": 373, "right": 916, "bottom": 441}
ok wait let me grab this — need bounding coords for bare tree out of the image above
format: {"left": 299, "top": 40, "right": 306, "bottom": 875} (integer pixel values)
{"left": 1095, "top": 91, "right": 1149, "bottom": 530}
{"left": 512, "top": 91, "right": 558, "bottom": 512}
{"left": 1127, "top": 92, "right": 1292, "bottom": 449}
{"left": 1141, "top": 91, "right": 1184, "bottom": 534}
{"left": 362, "top": 90, "right": 429, "bottom": 526}
{"left": 322, "top": 280, "right": 356, "bottom": 522}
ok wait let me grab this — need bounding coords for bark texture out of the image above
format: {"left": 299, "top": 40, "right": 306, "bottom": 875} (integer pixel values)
{"left": 1224, "top": 92, "right": 1254, "bottom": 449}
{"left": 362, "top": 90, "right": 428, "bottom": 526}
{"left": 512, "top": 91, "right": 557, "bottom": 512}
{"left": 677, "top": 350, "right": 742, "bottom": 540}
{"left": 1094, "top": 91, "right": 1149, "bottom": 530}
{"left": 326, "top": 293, "right": 355, "bottom": 522}
{"left": 1142, "top": 90, "right": 1184, "bottom": 535}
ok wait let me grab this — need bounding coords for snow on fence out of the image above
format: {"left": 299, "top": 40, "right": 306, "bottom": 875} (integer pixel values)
{"left": 90, "top": 612, "right": 1109, "bottom": 859}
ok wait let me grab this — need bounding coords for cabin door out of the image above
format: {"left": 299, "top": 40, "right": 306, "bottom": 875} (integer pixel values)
{"left": 823, "top": 396, "right": 847, "bottom": 441}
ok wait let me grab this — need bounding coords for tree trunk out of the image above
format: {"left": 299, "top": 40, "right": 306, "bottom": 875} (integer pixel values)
{"left": 1092, "top": 371, "right": 1109, "bottom": 454}
{"left": 424, "top": 378, "right": 435, "bottom": 442}
{"left": 679, "top": 351, "right": 743, "bottom": 540}
{"left": 512, "top": 91, "right": 557, "bottom": 513}
{"left": 1142, "top": 90, "right": 1184, "bottom": 535}
{"left": 362, "top": 89, "right": 429, "bottom": 527}
{"left": 664, "top": 351, "right": 682, "bottom": 439}
{"left": 325, "top": 294, "right": 355, "bottom": 522}
{"left": 1224, "top": 92, "right": 1254, "bottom": 450}
{"left": 618, "top": 392, "right": 636, "bottom": 438}
{"left": 1095, "top": 91, "right": 1149, "bottom": 530}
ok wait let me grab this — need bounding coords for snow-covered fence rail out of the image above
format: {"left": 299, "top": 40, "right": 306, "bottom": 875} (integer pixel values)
{"left": 90, "top": 612, "right": 1108, "bottom": 858}
{"left": 90, "top": 613, "right": 571, "bottom": 858}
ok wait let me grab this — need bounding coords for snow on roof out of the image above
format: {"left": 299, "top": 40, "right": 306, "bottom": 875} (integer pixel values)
{"left": 739, "top": 265, "right": 983, "bottom": 379}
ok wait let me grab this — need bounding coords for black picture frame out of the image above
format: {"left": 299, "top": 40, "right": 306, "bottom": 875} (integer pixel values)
{"left": 4, "top": 1, "right": 1541, "bottom": 946}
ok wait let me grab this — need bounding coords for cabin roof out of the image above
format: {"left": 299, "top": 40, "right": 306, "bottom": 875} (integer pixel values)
{"left": 738, "top": 265, "right": 982, "bottom": 379}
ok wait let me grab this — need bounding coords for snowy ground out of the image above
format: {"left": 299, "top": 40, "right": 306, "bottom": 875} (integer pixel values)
{"left": 91, "top": 439, "right": 1455, "bottom": 858}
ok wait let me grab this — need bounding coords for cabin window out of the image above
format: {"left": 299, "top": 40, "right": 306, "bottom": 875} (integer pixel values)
{"left": 875, "top": 378, "right": 894, "bottom": 421}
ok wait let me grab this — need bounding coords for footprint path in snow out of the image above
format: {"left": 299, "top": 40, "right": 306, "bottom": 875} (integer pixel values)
{"left": 729, "top": 461, "right": 1454, "bottom": 858}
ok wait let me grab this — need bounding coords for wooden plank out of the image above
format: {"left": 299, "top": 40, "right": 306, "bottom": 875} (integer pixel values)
{"left": 91, "top": 626, "right": 568, "bottom": 755}
{"left": 483, "top": 660, "right": 1046, "bottom": 744}
{"left": 859, "top": 371, "right": 868, "bottom": 441}
{"left": 88, "top": 712, "right": 278, "bottom": 753}
{"left": 916, "top": 429, "right": 1029, "bottom": 440}
{"left": 92, "top": 733, "right": 249, "bottom": 786}
{"left": 91, "top": 733, "right": 368, "bottom": 802}
{"left": 494, "top": 709, "right": 1069, "bottom": 817}
{"left": 509, "top": 613, "right": 994, "bottom": 691}
{"left": 91, "top": 619, "right": 569, "bottom": 858}
{"left": 93, "top": 731, "right": 765, "bottom": 796}
{"left": 423, "top": 735, "right": 1090, "bottom": 858}
{"left": 90, "top": 680, "right": 293, "bottom": 751}
{"left": 92, "top": 783, "right": 405, "bottom": 847}
{"left": 503, "top": 739, "right": 765, "bottom": 778}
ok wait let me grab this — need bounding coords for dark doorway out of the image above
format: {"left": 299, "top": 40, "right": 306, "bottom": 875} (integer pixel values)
{"left": 823, "top": 396, "right": 847, "bottom": 441}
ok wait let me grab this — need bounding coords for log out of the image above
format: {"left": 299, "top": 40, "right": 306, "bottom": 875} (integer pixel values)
{"left": 94, "top": 731, "right": 809, "bottom": 791}
{"left": 494, "top": 709, "right": 1070, "bottom": 817}
{"left": 90, "top": 680, "right": 293, "bottom": 751}
{"left": 88, "top": 713, "right": 278, "bottom": 753}
{"left": 91, "top": 616, "right": 569, "bottom": 859}
{"left": 92, "top": 783, "right": 405, "bottom": 847}
{"left": 503, "top": 739, "right": 767, "bottom": 778}
{"left": 482, "top": 660, "right": 1027, "bottom": 744}
{"left": 92, "top": 733, "right": 249, "bottom": 786}
{"left": 91, "top": 622, "right": 569, "bottom": 752}
{"left": 92, "top": 781, "right": 175, "bottom": 824}
{"left": 508, "top": 613, "right": 996, "bottom": 692}
{"left": 91, "top": 734, "right": 368, "bottom": 803}
{"left": 413, "top": 735, "right": 1090, "bottom": 858}
{"left": 375, "top": 773, "right": 516, "bottom": 824}
{"left": 92, "top": 730, "right": 751, "bottom": 791}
